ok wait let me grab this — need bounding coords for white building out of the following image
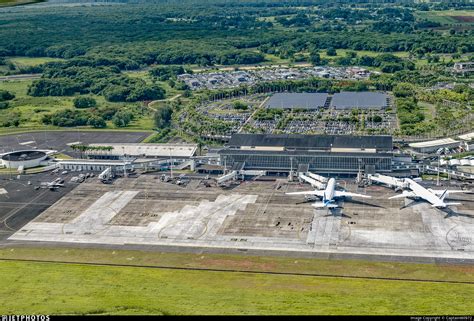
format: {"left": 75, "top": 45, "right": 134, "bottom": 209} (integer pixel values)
{"left": 0, "top": 150, "right": 48, "bottom": 169}
{"left": 409, "top": 138, "right": 460, "bottom": 154}
{"left": 84, "top": 143, "right": 198, "bottom": 159}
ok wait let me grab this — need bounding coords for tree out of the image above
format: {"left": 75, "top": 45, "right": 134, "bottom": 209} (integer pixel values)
{"left": 154, "top": 105, "right": 173, "bottom": 129}
{"left": 0, "top": 102, "right": 9, "bottom": 110}
{"left": 183, "top": 89, "right": 192, "bottom": 98}
{"left": 126, "top": 85, "right": 165, "bottom": 102}
{"left": 87, "top": 116, "right": 106, "bottom": 128}
{"left": 102, "top": 85, "right": 130, "bottom": 102}
{"left": 73, "top": 96, "right": 97, "bottom": 108}
{"left": 380, "top": 62, "right": 404, "bottom": 73}
{"left": 309, "top": 51, "right": 321, "bottom": 66}
{"left": 393, "top": 83, "right": 415, "bottom": 98}
{"left": 0, "top": 90, "right": 15, "bottom": 101}
{"left": 233, "top": 100, "right": 248, "bottom": 111}
{"left": 326, "top": 47, "right": 337, "bottom": 56}
{"left": 112, "top": 110, "right": 133, "bottom": 127}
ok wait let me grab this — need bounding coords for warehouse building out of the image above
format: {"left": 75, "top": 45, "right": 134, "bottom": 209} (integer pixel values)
{"left": 218, "top": 134, "right": 393, "bottom": 175}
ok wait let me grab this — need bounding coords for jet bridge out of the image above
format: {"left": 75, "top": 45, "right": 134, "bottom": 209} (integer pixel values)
{"left": 298, "top": 173, "right": 325, "bottom": 190}
{"left": 367, "top": 173, "right": 408, "bottom": 190}
{"left": 216, "top": 166, "right": 267, "bottom": 186}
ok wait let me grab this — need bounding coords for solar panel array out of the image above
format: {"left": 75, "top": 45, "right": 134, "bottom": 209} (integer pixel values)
{"left": 265, "top": 92, "right": 389, "bottom": 110}
{"left": 330, "top": 92, "right": 389, "bottom": 110}
{"left": 266, "top": 93, "right": 329, "bottom": 110}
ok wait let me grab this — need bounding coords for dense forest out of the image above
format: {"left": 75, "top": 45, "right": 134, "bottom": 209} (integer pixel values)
{"left": 0, "top": 0, "right": 472, "bottom": 136}
{"left": 1, "top": 0, "right": 473, "bottom": 63}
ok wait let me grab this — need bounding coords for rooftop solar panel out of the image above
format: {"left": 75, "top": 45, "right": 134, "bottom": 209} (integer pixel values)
{"left": 331, "top": 92, "right": 389, "bottom": 110}
{"left": 266, "top": 93, "right": 329, "bottom": 110}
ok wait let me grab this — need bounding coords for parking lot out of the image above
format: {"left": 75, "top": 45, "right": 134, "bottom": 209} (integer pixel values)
{"left": 178, "top": 66, "right": 374, "bottom": 91}
{"left": 194, "top": 93, "right": 397, "bottom": 136}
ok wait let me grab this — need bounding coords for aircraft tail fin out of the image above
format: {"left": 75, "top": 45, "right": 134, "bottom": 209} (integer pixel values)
{"left": 439, "top": 190, "right": 448, "bottom": 201}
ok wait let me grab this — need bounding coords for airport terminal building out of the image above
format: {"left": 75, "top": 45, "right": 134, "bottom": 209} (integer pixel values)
{"left": 218, "top": 134, "right": 393, "bottom": 174}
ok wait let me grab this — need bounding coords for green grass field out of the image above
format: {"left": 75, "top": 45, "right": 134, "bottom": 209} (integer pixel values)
{"left": 0, "top": 80, "right": 75, "bottom": 126}
{"left": 418, "top": 101, "right": 436, "bottom": 121}
{"left": 0, "top": 79, "right": 156, "bottom": 131}
{"left": 0, "top": 247, "right": 474, "bottom": 315}
{"left": 8, "top": 57, "right": 64, "bottom": 68}
{"left": 416, "top": 10, "right": 474, "bottom": 25}
{"left": 0, "top": 0, "right": 42, "bottom": 7}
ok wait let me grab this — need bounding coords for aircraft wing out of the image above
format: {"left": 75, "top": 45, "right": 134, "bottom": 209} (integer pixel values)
{"left": 334, "top": 191, "right": 371, "bottom": 199}
{"left": 388, "top": 191, "right": 416, "bottom": 199}
{"left": 286, "top": 190, "right": 325, "bottom": 197}
{"left": 405, "top": 179, "right": 442, "bottom": 206}
{"left": 431, "top": 190, "right": 470, "bottom": 196}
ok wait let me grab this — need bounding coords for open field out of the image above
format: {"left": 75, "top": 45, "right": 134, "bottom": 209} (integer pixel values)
{"left": 0, "top": 80, "right": 75, "bottom": 127}
{"left": 0, "top": 0, "right": 42, "bottom": 7}
{"left": 8, "top": 57, "right": 64, "bottom": 67}
{"left": 2, "top": 247, "right": 474, "bottom": 283}
{"left": 0, "top": 79, "right": 155, "bottom": 130}
{"left": 0, "top": 259, "right": 473, "bottom": 315}
{"left": 416, "top": 10, "right": 474, "bottom": 25}
{"left": 319, "top": 49, "right": 410, "bottom": 61}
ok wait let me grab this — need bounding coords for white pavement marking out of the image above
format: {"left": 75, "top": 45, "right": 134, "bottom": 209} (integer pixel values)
{"left": 19, "top": 141, "right": 35, "bottom": 146}
{"left": 8, "top": 187, "right": 474, "bottom": 262}
{"left": 9, "top": 192, "right": 259, "bottom": 245}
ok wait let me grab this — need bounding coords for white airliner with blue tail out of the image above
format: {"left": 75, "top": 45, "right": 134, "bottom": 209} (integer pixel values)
{"left": 388, "top": 178, "right": 467, "bottom": 208}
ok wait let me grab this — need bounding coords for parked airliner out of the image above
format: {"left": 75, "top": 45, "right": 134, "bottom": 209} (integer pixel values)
{"left": 389, "top": 178, "right": 468, "bottom": 208}
{"left": 287, "top": 177, "right": 371, "bottom": 209}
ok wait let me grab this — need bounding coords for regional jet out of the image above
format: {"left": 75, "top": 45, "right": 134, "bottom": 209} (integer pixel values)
{"left": 388, "top": 178, "right": 468, "bottom": 209}
{"left": 40, "top": 178, "right": 65, "bottom": 190}
{"left": 286, "top": 177, "right": 371, "bottom": 209}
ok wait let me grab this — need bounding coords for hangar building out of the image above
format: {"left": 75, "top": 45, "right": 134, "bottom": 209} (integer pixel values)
{"left": 218, "top": 134, "right": 393, "bottom": 174}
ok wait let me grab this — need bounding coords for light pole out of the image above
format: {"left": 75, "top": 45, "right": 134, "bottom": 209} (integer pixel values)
{"left": 437, "top": 154, "right": 440, "bottom": 187}
{"left": 169, "top": 147, "right": 173, "bottom": 179}
{"left": 290, "top": 156, "right": 293, "bottom": 181}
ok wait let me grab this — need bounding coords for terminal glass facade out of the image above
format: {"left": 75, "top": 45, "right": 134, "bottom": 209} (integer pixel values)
{"left": 220, "top": 150, "right": 392, "bottom": 173}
